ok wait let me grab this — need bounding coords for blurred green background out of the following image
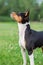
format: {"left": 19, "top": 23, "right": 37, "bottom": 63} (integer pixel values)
{"left": 0, "top": 0, "right": 43, "bottom": 65}
{"left": 0, "top": 0, "right": 43, "bottom": 22}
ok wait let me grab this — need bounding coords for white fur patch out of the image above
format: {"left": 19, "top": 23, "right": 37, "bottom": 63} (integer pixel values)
{"left": 18, "top": 22, "right": 30, "bottom": 49}
{"left": 29, "top": 53, "right": 34, "bottom": 65}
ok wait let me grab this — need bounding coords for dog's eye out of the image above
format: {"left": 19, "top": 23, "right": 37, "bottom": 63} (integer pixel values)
{"left": 19, "top": 13, "right": 25, "bottom": 17}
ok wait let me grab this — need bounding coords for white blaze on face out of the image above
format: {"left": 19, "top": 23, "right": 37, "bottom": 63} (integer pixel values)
{"left": 10, "top": 12, "right": 15, "bottom": 19}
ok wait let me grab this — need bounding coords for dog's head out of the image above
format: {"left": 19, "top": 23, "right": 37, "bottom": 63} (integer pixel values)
{"left": 10, "top": 11, "right": 30, "bottom": 24}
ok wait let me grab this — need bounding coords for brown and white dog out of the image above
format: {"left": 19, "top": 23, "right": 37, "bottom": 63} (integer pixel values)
{"left": 10, "top": 11, "right": 43, "bottom": 65}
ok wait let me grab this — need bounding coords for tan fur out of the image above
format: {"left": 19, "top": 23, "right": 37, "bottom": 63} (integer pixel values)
{"left": 10, "top": 12, "right": 22, "bottom": 23}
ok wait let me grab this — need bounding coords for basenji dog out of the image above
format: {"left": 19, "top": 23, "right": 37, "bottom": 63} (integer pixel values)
{"left": 10, "top": 11, "right": 43, "bottom": 65}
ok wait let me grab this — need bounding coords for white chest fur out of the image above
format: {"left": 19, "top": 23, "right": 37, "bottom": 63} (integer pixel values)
{"left": 18, "top": 22, "right": 30, "bottom": 49}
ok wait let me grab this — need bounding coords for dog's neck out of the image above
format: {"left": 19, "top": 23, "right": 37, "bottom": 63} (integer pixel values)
{"left": 18, "top": 22, "right": 30, "bottom": 39}
{"left": 18, "top": 22, "right": 30, "bottom": 48}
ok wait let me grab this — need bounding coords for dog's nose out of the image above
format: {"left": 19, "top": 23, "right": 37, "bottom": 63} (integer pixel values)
{"left": 10, "top": 13, "right": 12, "bottom": 18}
{"left": 10, "top": 12, "right": 14, "bottom": 19}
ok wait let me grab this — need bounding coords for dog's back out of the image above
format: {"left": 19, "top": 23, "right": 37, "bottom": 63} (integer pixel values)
{"left": 25, "top": 24, "right": 43, "bottom": 55}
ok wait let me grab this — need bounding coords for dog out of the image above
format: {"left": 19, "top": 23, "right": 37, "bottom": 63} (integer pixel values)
{"left": 10, "top": 11, "right": 43, "bottom": 65}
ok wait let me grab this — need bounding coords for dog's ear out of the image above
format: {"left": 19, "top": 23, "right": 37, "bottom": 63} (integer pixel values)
{"left": 25, "top": 11, "right": 29, "bottom": 17}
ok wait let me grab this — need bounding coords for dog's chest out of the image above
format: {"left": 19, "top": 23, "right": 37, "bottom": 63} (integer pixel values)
{"left": 18, "top": 23, "right": 26, "bottom": 49}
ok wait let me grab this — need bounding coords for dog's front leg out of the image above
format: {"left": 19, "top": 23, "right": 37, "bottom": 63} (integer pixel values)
{"left": 29, "top": 53, "right": 34, "bottom": 65}
{"left": 21, "top": 47, "right": 26, "bottom": 65}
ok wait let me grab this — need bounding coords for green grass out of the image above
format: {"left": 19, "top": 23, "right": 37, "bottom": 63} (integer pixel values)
{"left": 0, "top": 22, "right": 43, "bottom": 65}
